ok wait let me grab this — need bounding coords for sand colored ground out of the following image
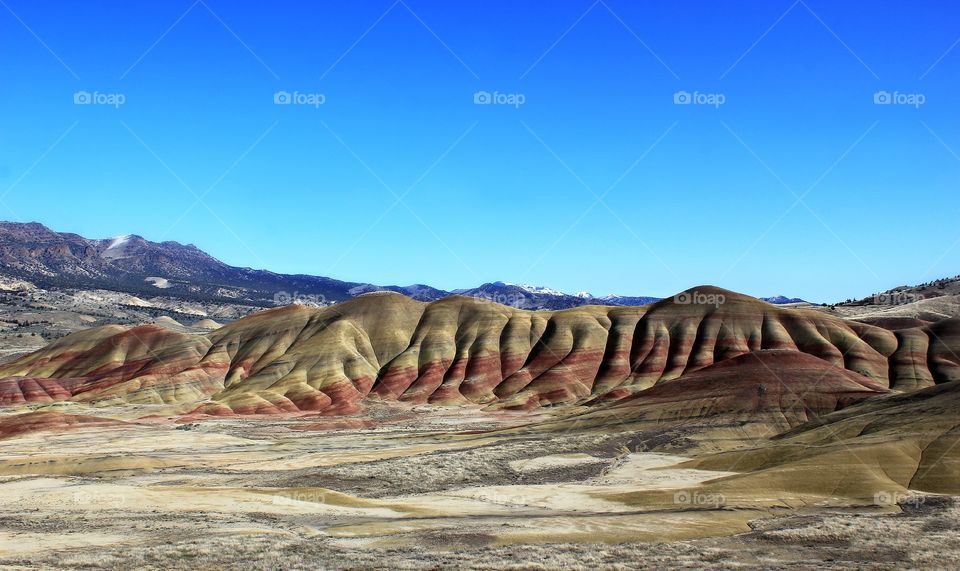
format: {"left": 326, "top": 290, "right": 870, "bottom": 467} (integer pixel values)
{"left": 0, "top": 287, "right": 958, "bottom": 568}
{"left": 0, "top": 391, "right": 958, "bottom": 569}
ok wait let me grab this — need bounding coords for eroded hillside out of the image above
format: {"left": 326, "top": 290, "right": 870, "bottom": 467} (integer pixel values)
{"left": 1, "top": 287, "right": 957, "bottom": 418}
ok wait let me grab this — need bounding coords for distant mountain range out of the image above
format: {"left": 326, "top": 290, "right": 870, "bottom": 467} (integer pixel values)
{"left": 0, "top": 222, "right": 806, "bottom": 309}
{"left": 758, "top": 295, "right": 807, "bottom": 305}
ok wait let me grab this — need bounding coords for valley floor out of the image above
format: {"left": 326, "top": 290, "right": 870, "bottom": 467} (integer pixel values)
{"left": 0, "top": 404, "right": 956, "bottom": 570}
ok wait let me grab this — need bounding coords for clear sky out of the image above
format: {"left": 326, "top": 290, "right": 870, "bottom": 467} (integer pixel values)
{"left": 0, "top": 1, "right": 957, "bottom": 302}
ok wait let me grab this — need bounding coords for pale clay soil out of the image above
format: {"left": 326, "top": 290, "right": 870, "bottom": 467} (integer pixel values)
{"left": 0, "top": 404, "right": 957, "bottom": 570}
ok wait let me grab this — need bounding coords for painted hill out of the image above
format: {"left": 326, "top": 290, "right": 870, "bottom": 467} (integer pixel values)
{"left": 589, "top": 350, "right": 890, "bottom": 427}
{"left": 677, "top": 378, "right": 960, "bottom": 501}
{"left": 0, "top": 286, "right": 957, "bottom": 418}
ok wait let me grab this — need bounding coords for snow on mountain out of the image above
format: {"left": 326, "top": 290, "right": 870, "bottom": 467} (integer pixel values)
{"left": 101, "top": 235, "right": 134, "bottom": 259}
{"left": 0, "top": 222, "right": 810, "bottom": 312}
{"left": 761, "top": 295, "right": 807, "bottom": 305}
{"left": 506, "top": 282, "right": 568, "bottom": 297}
{"left": 107, "top": 235, "right": 132, "bottom": 250}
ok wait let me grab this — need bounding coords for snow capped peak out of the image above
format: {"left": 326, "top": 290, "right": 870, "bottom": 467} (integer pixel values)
{"left": 761, "top": 295, "right": 806, "bottom": 305}
{"left": 496, "top": 282, "right": 593, "bottom": 298}
{"left": 477, "top": 281, "right": 656, "bottom": 306}
{"left": 101, "top": 234, "right": 136, "bottom": 260}
{"left": 513, "top": 283, "right": 566, "bottom": 296}
{"left": 106, "top": 235, "right": 132, "bottom": 250}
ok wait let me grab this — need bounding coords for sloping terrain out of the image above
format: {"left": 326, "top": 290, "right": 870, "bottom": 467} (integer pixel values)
{"left": 590, "top": 379, "right": 960, "bottom": 517}
{"left": 0, "top": 287, "right": 957, "bottom": 419}
{"left": 0, "top": 378, "right": 957, "bottom": 569}
{"left": 0, "top": 286, "right": 958, "bottom": 568}
{"left": 0, "top": 221, "right": 669, "bottom": 311}
{"left": 0, "top": 280, "right": 258, "bottom": 362}
{"left": 580, "top": 350, "right": 890, "bottom": 431}
{"left": 693, "top": 379, "right": 960, "bottom": 495}
{"left": 0, "top": 221, "right": 380, "bottom": 306}
{"left": 832, "top": 274, "right": 960, "bottom": 326}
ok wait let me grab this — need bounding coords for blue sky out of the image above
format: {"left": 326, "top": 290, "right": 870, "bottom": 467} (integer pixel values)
{"left": 0, "top": 0, "right": 957, "bottom": 302}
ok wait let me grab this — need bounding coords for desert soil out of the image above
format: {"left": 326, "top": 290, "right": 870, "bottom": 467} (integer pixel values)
{"left": 0, "top": 403, "right": 957, "bottom": 570}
